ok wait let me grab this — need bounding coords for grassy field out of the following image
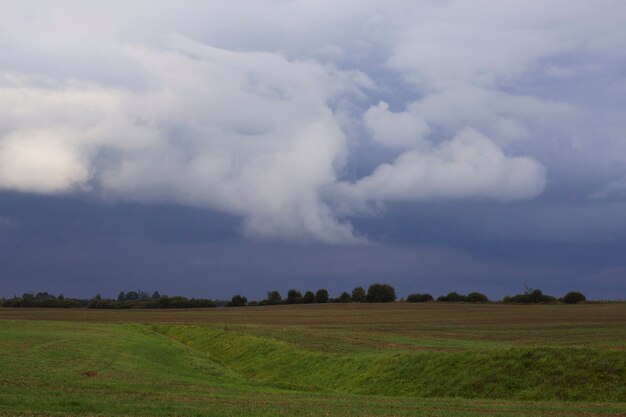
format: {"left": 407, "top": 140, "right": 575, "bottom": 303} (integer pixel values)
{"left": 0, "top": 303, "right": 625, "bottom": 416}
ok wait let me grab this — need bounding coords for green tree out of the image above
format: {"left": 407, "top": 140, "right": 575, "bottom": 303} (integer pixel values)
{"left": 437, "top": 292, "right": 465, "bottom": 302}
{"left": 286, "top": 289, "right": 303, "bottom": 304}
{"left": 466, "top": 292, "right": 488, "bottom": 303}
{"left": 508, "top": 289, "right": 556, "bottom": 304}
{"left": 266, "top": 290, "right": 282, "bottom": 305}
{"left": 228, "top": 294, "right": 248, "bottom": 307}
{"left": 351, "top": 286, "right": 366, "bottom": 302}
{"left": 366, "top": 283, "right": 396, "bottom": 302}
{"left": 302, "top": 291, "right": 315, "bottom": 304}
{"left": 337, "top": 291, "right": 351, "bottom": 303}
{"left": 406, "top": 293, "right": 433, "bottom": 302}
{"left": 562, "top": 291, "right": 586, "bottom": 304}
{"left": 315, "top": 289, "right": 329, "bottom": 303}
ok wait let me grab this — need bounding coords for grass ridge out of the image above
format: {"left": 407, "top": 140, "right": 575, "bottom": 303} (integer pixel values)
{"left": 151, "top": 324, "right": 626, "bottom": 402}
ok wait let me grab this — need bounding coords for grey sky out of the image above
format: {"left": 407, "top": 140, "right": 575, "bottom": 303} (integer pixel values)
{"left": 1, "top": 1, "right": 625, "bottom": 299}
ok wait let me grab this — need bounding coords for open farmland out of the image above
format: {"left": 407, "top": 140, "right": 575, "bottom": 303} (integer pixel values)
{"left": 0, "top": 303, "right": 625, "bottom": 416}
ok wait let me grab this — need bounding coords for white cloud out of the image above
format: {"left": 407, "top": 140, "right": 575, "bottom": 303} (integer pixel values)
{"left": 0, "top": 36, "right": 368, "bottom": 243}
{"left": 2, "top": 1, "right": 623, "bottom": 242}
{"left": 339, "top": 128, "right": 546, "bottom": 206}
{"left": 363, "top": 101, "right": 430, "bottom": 149}
{"left": 0, "top": 128, "right": 92, "bottom": 193}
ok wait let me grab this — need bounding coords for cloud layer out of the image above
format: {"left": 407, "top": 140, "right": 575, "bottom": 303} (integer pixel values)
{"left": 1, "top": 1, "right": 625, "bottom": 242}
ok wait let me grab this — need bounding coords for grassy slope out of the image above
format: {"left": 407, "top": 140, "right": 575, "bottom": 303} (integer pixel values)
{"left": 153, "top": 324, "right": 625, "bottom": 401}
{"left": 0, "top": 304, "right": 625, "bottom": 416}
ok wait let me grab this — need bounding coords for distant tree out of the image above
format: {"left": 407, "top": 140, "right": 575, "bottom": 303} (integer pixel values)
{"left": 507, "top": 289, "right": 556, "bottom": 304}
{"left": 437, "top": 292, "right": 465, "bottom": 302}
{"left": 228, "top": 294, "right": 248, "bottom": 307}
{"left": 351, "top": 287, "right": 366, "bottom": 302}
{"left": 151, "top": 291, "right": 161, "bottom": 299}
{"left": 465, "top": 292, "right": 489, "bottom": 303}
{"left": 125, "top": 291, "right": 139, "bottom": 301}
{"left": 315, "top": 289, "right": 329, "bottom": 304}
{"left": 93, "top": 294, "right": 102, "bottom": 301}
{"left": 406, "top": 293, "right": 433, "bottom": 303}
{"left": 35, "top": 292, "right": 53, "bottom": 300}
{"left": 562, "top": 291, "right": 586, "bottom": 304}
{"left": 266, "top": 290, "right": 282, "bottom": 305}
{"left": 302, "top": 291, "right": 315, "bottom": 304}
{"left": 366, "top": 283, "right": 396, "bottom": 303}
{"left": 286, "top": 289, "right": 303, "bottom": 304}
{"left": 117, "top": 292, "right": 126, "bottom": 302}
{"left": 337, "top": 291, "right": 352, "bottom": 303}
{"left": 57, "top": 294, "right": 64, "bottom": 300}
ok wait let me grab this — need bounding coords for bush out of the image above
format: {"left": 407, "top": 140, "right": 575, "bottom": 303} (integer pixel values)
{"left": 302, "top": 291, "right": 315, "bottom": 304}
{"left": 141, "top": 297, "right": 168, "bottom": 309}
{"left": 315, "top": 289, "right": 329, "bottom": 303}
{"left": 437, "top": 292, "right": 466, "bottom": 302}
{"left": 406, "top": 293, "right": 433, "bottom": 303}
{"left": 506, "top": 289, "right": 556, "bottom": 304}
{"left": 366, "top": 283, "right": 396, "bottom": 303}
{"left": 351, "top": 286, "right": 366, "bottom": 302}
{"left": 87, "top": 299, "right": 116, "bottom": 309}
{"left": 466, "top": 292, "right": 489, "bottom": 303}
{"left": 3, "top": 294, "right": 82, "bottom": 308}
{"left": 228, "top": 294, "right": 248, "bottom": 307}
{"left": 265, "top": 291, "right": 282, "bottom": 305}
{"left": 337, "top": 292, "right": 352, "bottom": 303}
{"left": 562, "top": 291, "right": 586, "bottom": 304}
{"left": 286, "top": 289, "right": 303, "bottom": 304}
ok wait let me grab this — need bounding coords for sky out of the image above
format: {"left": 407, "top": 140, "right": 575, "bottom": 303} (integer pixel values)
{"left": 1, "top": 0, "right": 626, "bottom": 300}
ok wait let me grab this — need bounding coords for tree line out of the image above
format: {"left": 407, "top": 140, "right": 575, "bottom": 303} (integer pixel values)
{"left": 0, "top": 284, "right": 590, "bottom": 309}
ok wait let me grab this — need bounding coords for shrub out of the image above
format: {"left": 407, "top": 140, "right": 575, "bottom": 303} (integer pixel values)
{"left": 286, "top": 289, "right": 303, "bottom": 304}
{"left": 3, "top": 294, "right": 82, "bottom": 308}
{"left": 406, "top": 293, "right": 433, "bottom": 303}
{"left": 562, "top": 291, "right": 586, "bottom": 304}
{"left": 315, "top": 289, "right": 329, "bottom": 304}
{"left": 141, "top": 297, "right": 169, "bottom": 309}
{"left": 351, "top": 286, "right": 366, "bottom": 302}
{"left": 228, "top": 294, "right": 248, "bottom": 307}
{"left": 366, "top": 283, "right": 396, "bottom": 303}
{"left": 302, "top": 291, "right": 315, "bottom": 304}
{"left": 466, "top": 292, "right": 489, "bottom": 303}
{"left": 437, "top": 292, "right": 466, "bottom": 302}
{"left": 507, "top": 289, "right": 556, "bottom": 304}
{"left": 337, "top": 292, "right": 352, "bottom": 303}
{"left": 265, "top": 291, "right": 283, "bottom": 305}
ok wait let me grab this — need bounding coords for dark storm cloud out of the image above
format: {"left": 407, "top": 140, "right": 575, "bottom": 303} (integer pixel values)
{"left": 1, "top": 1, "right": 626, "bottom": 297}
{"left": 1, "top": 192, "right": 625, "bottom": 300}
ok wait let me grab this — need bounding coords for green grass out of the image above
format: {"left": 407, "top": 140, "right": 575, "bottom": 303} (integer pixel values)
{"left": 152, "top": 324, "right": 625, "bottom": 401}
{"left": 0, "top": 304, "right": 625, "bottom": 416}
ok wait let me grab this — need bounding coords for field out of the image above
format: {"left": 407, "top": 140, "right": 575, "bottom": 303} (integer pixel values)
{"left": 0, "top": 303, "right": 625, "bottom": 416}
